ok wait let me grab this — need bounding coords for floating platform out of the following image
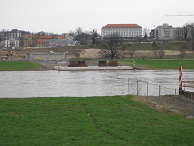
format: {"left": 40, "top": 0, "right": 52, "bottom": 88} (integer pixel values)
{"left": 54, "top": 66, "right": 133, "bottom": 71}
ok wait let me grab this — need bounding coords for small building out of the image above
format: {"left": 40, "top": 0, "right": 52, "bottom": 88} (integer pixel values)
{"left": 46, "top": 37, "right": 80, "bottom": 47}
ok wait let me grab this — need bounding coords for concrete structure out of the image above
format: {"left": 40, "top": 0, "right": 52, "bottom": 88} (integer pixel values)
{"left": 54, "top": 66, "right": 133, "bottom": 71}
{"left": 154, "top": 23, "right": 176, "bottom": 40}
{"left": 26, "top": 52, "right": 68, "bottom": 61}
{"left": 101, "top": 24, "right": 142, "bottom": 39}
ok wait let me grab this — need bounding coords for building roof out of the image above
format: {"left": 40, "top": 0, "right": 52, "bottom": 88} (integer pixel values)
{"left": 36, "top": 36, "right": 52, "bottom": 39}
{"left": 87, "top": 36, "right": 92, "bottom": 40}
{"left": 58, "top": 35, "right": 66, "bottom": 39}
{"left": 187, "top": 35, "right": 193, "bottom": 39}
{"left": 102, "top": 24, "right": 142, "bottom": 29}
{"left": 11, "top": 29, "right": 28, "bottom": 33}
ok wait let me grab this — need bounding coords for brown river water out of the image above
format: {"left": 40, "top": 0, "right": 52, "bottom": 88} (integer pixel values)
{"left": 0, "top": 70, "right": 193, "bottom": 98}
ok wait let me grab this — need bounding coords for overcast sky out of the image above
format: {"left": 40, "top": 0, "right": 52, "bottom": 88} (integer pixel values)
{"left": 0, "top": 0, "right": 194, "bottom": 35}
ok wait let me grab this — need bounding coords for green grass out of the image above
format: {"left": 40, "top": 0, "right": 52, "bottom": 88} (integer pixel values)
{"left": 1, "top": 96, "right": 194, "bottom": 146}
{"left": 0, "top": 61, "right": 41, "bottom": 71}
{"left": 147, "top": 54, "right": 194, "bottom": 60}
{"left": 120, "top": 59, "right": 194, "bottom": 69}
{"left": 87, "top": 58, "right": 194, "bottom": 69}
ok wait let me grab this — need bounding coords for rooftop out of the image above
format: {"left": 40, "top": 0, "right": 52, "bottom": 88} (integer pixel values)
{"left": 102, "top": 24, "right": 142, "bottom": 29}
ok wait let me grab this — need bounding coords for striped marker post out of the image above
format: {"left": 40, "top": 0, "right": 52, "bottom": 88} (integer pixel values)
{"left": 133, "top": 60, "right": 135, "bottom": 70}
{"left": 179, "top": 66, "right": 182, "bottom": 95}
{"left": 134, "top": 60, "right": 135, "bottom": 67}
{"left": 58, "top": 60, "right": 60, "bottom": 71}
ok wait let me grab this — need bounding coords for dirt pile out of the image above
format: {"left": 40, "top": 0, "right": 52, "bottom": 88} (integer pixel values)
{"left": 80, "top": 49, "right": 100, "bottom": 58}
{"left": 0, "top": 50, "right": 22, "bottom": 60}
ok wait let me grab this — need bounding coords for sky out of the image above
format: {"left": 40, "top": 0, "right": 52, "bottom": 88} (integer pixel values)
{"left": 0, "top": 0, "right": 194, "bottom": 35}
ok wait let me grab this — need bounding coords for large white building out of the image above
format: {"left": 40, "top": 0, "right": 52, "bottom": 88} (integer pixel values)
{"left": 101, "top": 24, "right": 142, "bottom": 39}
{"left": 1, "top": 37, "right": 19, "bottom": 48}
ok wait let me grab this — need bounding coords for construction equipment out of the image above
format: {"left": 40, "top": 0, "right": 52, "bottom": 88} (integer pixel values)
{"left": 164, "top": 12, "right": 194, "bottom": 16}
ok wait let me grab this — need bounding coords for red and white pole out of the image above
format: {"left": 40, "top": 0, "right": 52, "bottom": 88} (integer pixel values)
{"left": 134, "top": 60, "right": 135, "bottom": 67}
{"left": 179, "top": 66, "right": 182, "bottom": 94}
{"left": 58, "top": 60, "right": 60, "bottom": 71}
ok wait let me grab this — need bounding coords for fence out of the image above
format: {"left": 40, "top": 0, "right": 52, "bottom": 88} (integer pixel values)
{"left": 127, "top": 79, "right": 194, "bottom": 117}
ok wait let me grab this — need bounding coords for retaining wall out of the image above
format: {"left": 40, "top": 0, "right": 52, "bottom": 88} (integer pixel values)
{"left": 26, "top": 52, "right": 68, "bottom": 61}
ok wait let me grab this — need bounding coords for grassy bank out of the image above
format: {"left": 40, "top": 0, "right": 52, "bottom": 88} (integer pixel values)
{"left": 119, "top": 59, "right": 194, "bottom": 69}
{"left": 86, "top": 58, "right": 194, "bottom": 69}
{"left": 1, "top": 96, "right": 194, "bottom": 146}
{"left": 0, "top": 61, "right": 41, "bottom": 71}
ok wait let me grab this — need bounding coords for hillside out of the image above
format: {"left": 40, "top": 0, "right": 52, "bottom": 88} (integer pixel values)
{"left": 0, "top": 42, "right": 193, "bottom": 60}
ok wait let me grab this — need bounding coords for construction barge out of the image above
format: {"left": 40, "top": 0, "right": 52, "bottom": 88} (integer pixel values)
{"left": 54, "top": 60, "right": 133, "bottom": 71}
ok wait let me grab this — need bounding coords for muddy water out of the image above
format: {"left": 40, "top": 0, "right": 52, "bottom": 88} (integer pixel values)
{"left": 0, "top": 70, "right": 193, "bottom": 98}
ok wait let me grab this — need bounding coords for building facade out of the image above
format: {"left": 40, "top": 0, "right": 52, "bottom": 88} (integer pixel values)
{"left": 34, "top": 36, "right": 53, "bottom": 47}
{"left": 150, "top": 24, "right": 193, "bottom": 40}
{"left": 153, "top": 23, "right": 176, "bottom": 40}
{"left": 101, "top": 24, "right": 142, "bottom": 39}
{"left": 176, "top": 27, "right": 185, "bottom": 39}
{"left": 2, "top": 29, "right": 29, "bottom": 39}
{"left": 1, "top": 37, "right": 19, "bottom": 48}
{"left": 46, "top": 37, "right": 80, "bottom": 47}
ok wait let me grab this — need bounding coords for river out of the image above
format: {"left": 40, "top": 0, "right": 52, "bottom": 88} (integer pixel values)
{"left": 0, "top": 70, "right": 193, "bottom": 98}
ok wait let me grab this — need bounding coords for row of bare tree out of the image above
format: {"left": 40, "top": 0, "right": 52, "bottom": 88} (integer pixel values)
{"left": 99, "top": 33, "right": 194, "bottom": 60}
{"left": 68, "top": 27, "right": 100, "bottom": 45}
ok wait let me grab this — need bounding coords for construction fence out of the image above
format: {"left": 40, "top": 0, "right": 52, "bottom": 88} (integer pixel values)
{"left": 126, "top": 78, "right": 194, "bottom": 117}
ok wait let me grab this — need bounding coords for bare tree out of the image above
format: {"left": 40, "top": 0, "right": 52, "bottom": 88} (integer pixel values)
{"left": 128, "top": 47, "right": 135, "bottom": 58}
{"left": 75, "top": 27, "right": 83, "bottom": 35}
{"left": 92, "top": 29, "right": 98, "bottom": 45}
{"left": 143, "top": 27, "right": 150, "bottom": 40}
{"left": 75, "top": 32, "right": 89, "bottom": 45}
{"left": 185, "top": 22, "right": 194, "bottom": 37}
{"left": 179, "top": 41, "right": 188, "bottom": 60}
{"left": 100, "top": 33, "right": 126, "bottom": 60}
{"left": 68, "top": 30, "right": 75, "bottom": 37}
{"left": 158, "top": 50, "right": 165, "bottom": 59}
{"left": 152, "top": 40, "right": 160, "bottom": 58}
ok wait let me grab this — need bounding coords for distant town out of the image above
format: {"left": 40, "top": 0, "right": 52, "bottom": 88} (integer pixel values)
{"left": 0, "top": 23, "right": 193, "bottom": 49}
